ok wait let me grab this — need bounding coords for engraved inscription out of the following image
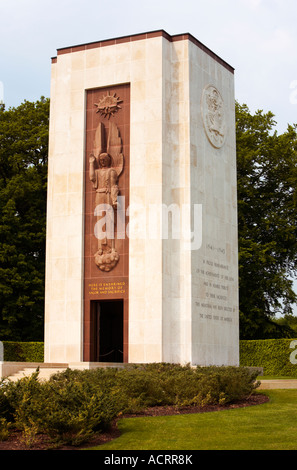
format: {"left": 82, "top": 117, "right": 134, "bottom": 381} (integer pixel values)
{"left": 88, "top": 281, "right": 126, "bottom": 296}
{"left": 195, "top": 252, "right": 236, "bottom": 323}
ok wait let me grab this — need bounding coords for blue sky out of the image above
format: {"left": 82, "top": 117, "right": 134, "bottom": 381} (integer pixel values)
{"left": 0, "top": 0, "right": 297, "bottom": 132}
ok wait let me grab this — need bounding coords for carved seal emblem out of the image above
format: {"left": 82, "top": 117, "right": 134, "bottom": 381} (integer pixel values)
{"left": 94, "top": 92, "right": 123, "bottom": 119}
{"left": 202, "top": 85, "right": 226, "bottom": 149}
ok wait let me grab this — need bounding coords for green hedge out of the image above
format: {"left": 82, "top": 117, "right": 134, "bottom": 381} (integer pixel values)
{"left": 2, "top": 342, "right": 44, "bottom": 363}
{"left": 240, "top": 339, "right": 297, "bottom": 377}
{"left": 3, "top": 339, "right": 297, "bottom": 377}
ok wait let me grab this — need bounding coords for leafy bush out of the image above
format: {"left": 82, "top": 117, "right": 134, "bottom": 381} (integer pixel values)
{"left": 0, "top": 364, "right": 260, "bottom": 447}
{"left": 0, "top": 418, "right": 10, "bottom": 441}
{"left": 0, "top": 369, "right": 123, "bottom": 446}
{"left": 192, "top": 366, "right": 259, "bottom": 406}
{"left": 65, "top": 363, "right": 259, "bottom": 412}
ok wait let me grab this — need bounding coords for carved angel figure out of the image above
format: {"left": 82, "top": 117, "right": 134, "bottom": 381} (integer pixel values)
{"left": 89, "top": 121, "right": 124, "bottom": 272}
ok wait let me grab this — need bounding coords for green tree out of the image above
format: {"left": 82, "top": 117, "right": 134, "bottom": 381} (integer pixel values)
{"left": 0, "top": 98, "right": 49, "bottom": 341}
{"left": 1, "top": 98, "right": 296, "bottom": 343}
{"left": 274, "top": 314, "right": 297, "bottom": 336}
{"left": 236, "top": 102, "right": 297, "bottom": 339}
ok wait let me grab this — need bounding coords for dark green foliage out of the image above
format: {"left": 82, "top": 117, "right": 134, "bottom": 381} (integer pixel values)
{"left": 0, "top": 363, "right": 259, "bottom": 446}
{"left": 3, "top": 341, "right": 44, "bottom": 362}
{"left": 0, "top": 369, "right": 123, "bottom": 446}
{"left": 0, "top": 98, "right": 49, "bottom": 341}
{"left": 236, "top": 103, "right": 297, "bottom": 339}
{"left": 274, "top": 315, "right": 297, "bottom": 336}
{"left": 240, "top": 339, "right": 297, "bottom": 376}
{"left": 1, "top": 97, "right": 296, "bottom": 344}
{"left": 112, "top": 363, "right": 259, "bottom": 409}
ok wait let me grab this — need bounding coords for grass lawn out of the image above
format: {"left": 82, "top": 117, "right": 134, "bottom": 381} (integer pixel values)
{"left": 90, "top": 390, "right": 297, "bottom": 451}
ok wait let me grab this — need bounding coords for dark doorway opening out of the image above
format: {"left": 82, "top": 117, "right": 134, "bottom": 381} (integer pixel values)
{"left": 91, "top": 300, "right": 123, "bottom": 363}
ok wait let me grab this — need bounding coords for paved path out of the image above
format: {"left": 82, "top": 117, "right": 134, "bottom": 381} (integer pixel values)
{"left": 259, "top": 380, "right": 297, "bottom": 389}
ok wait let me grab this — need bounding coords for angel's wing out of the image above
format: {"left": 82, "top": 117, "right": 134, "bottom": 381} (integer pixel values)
{"left": 93, "top": 122, "right": 105, "bottom": 158}
{"left": 107, "top": 121, "right": 124, "bottom": 177}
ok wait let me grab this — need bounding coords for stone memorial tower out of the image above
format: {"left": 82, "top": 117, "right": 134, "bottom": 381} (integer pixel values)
{"left": 44, "top": 30, "right": 239, "bottom": 367}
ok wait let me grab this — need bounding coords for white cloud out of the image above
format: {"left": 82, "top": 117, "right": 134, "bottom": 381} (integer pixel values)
{"left": 261, "top": 28, "right": 294, "bottom": 55}
{"left": 0, "top": 0, "right": 297, "bottom": 131}
{"left": 241, "top": 0, "right": 262, "bottom": 10}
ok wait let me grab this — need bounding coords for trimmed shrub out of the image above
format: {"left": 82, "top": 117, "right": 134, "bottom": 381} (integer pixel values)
{"left": 0, "top": 418, "right": 10, "bottom": 441}
{"left": 0, "top": 363, "right": 260, "bottom": 447}
{"left": 52, "top": 363, "right": 259, "bottom": 413}
{"left": 114, "top": 363, "right": 259, "bottom": 409}
{"left": 2, "top": 341, "right": 44, "bottom": 362}
{"left": 0, "top": 369, "right": 123, "bottom": 446}
{"left": 240, "top": 339, "right": 297, "bottom": 377}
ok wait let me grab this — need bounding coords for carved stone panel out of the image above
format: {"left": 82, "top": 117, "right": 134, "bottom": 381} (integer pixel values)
{"left": 89, "top": 121, "right": 124, "bottom": 272}
{"left": 201, "top": 85, "right": 226, "bottom": 149}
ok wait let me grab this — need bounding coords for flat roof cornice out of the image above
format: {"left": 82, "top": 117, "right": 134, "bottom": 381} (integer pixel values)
{"left": 51, "top": 29, "right": 234, "bottom": 74}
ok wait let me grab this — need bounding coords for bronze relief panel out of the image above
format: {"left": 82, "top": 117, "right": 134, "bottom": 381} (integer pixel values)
{"left": 83, "top": 84, "right": 130, "bottom": 362}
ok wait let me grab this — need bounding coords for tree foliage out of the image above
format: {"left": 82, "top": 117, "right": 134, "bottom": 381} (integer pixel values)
{"left": 0, "top": 98, "right": 296, "bottom": 342}
{"left": 236, "top": 102, "right": 297, "bottom": 339}
{"left": 0, "top": 98, "right": 49, "bottom": 341}
{"left": 274, "top": 314, "right": 297, "bottom": 336}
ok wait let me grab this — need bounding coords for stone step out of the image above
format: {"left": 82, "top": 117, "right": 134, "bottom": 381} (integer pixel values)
{"left": 259, "top": 379, "right": 297, "bottom": 389}
{"left": 8, "top": 367, "right": 67, "bottom": 382}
